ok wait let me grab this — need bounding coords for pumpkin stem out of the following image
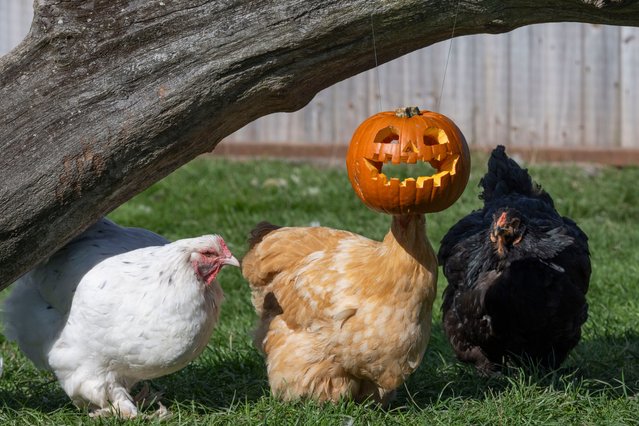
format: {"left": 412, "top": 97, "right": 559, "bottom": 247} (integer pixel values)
{"left": 395, "top": 106, "right": 421, "bottom": 118}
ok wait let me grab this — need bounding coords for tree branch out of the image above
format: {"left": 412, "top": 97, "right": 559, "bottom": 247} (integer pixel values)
{"left": 1, "top": 0, "right": 638, "bottom": 289}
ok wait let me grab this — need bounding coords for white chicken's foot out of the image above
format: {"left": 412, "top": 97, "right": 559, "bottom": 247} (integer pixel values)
{"left": 145, "top": 401, "right": 171, "bottom": 420}
{"left": 88, "top": 408, "right": 111, "bottom": 418}
{"left": 88, "top": 403, "right": 138, "bottom": 419}
{"left": 88, "top": 386, "right": 140, "bottom": 418}
{"left": 88, "top": 390, "right": 170, "bottom": 419}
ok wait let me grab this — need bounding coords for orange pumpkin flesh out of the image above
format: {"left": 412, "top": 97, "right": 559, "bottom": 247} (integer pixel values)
{"left": 346, "top": 107, "right": 470, "bottom": 215}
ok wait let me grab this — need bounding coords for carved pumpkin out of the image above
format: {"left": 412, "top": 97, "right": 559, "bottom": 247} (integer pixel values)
{"left": 346, "top": 107, "right": 470, "bottom": 215}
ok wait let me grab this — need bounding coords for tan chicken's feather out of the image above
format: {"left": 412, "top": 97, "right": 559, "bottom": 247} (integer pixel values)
{"left": 242, "top": 216, "right": 438, "bottom": 403}
{"left": 242, "top": 225, "right": 365, "bottom": 327}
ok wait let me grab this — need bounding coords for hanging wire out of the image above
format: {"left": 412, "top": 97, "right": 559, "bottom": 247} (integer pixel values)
{"left": 436, "top": 0, "right": 463, "bottom": 111}
{"left": 370, "top": 14, "right": 383, "bottom": 112}
{"left": 370, "top": 1, "right": 462, "bottom": 113}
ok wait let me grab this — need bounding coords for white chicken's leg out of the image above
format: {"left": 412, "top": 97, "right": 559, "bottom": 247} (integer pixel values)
{"left": 85, "top": 383, "right": 138, "bottom": 418}
{"left": 133, "top": 382, "right": 170, "bottom": 418}
{"left": 133, "top": 382, "right": 155, "bottom": 407}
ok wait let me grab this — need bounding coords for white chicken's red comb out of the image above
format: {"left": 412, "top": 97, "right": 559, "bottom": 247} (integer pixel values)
{"left": 217, "top": 236, "right": 232, "bottom": 258}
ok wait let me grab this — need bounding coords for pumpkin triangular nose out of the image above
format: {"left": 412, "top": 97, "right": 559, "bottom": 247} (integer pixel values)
{"left": 403, "top": 141, "right": 418, "bottom": 153}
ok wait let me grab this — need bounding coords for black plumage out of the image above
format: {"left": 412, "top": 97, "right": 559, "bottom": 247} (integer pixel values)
{"left": 438, "top": 145, "right": 591, "bottom": 374}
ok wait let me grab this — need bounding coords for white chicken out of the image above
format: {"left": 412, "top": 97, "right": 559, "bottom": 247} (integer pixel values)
{"left": 2, "top": 218, "right": 239, "bottom": 418}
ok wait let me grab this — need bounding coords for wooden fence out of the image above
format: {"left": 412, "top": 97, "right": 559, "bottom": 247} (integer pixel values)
{"left": 2, "top": 2, "right": 638, "bottom": 162}
{"left": 222, "top": 23, "right": 639, "bottom": 163}
{"left": 0, "top": 0, "right": 31, "bottom": 57}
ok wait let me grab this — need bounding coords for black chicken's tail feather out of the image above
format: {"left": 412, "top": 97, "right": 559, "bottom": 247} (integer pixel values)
{"left": 247, "top": 221, "right": 281, "bottom": 249}
{"left": 479, "top": 145, "right": 551, "bottom": 204}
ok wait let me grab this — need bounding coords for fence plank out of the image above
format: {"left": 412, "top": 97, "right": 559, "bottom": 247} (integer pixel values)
{"left": 621, "top": 26, "right": 639, "bottom": 148}
{"left": 1, "top": 5, "right": 638, "bottom": 151}
{"left": 224, "top": 23, "right": 638, "bottom": 152}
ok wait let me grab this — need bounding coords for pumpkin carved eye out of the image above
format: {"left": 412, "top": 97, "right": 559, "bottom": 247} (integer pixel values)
{"left": 346, "top": 107, "right": 471, "bottom": 215}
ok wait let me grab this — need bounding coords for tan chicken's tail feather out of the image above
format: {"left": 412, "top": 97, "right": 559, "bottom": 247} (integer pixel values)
{"left": 247, "top": 221, "right": 281, "bottom": 249}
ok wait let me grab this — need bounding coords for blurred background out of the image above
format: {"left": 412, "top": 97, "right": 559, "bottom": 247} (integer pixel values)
{"left": 2, "top": 0, "right": 638, "bottom": 164}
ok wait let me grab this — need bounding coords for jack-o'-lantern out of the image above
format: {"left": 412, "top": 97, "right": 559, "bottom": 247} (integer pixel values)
{"left": 346, "top": 107, "right": 470, "bottom": 215}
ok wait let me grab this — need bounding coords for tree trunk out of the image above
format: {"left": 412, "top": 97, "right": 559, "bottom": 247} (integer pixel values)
{"left": 1, "top": 0, "right": 637, "bottom": 290}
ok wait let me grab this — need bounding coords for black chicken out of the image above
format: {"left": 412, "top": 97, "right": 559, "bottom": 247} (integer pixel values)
{"left": 438, "top": 145, "right": 591, "bottom": 375}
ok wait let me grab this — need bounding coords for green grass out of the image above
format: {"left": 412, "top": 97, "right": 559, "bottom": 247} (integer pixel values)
{"left": 1, "top": 153, "right": 639, "bottom": 425}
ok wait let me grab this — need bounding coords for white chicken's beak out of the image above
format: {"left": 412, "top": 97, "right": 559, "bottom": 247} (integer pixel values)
{"left": 223, "top": 255, "right": 240, "bottom": 268}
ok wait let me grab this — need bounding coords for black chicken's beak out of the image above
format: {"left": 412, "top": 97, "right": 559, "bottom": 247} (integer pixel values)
{"left": 490, "top": 226, "right": 510, "bottom": 244}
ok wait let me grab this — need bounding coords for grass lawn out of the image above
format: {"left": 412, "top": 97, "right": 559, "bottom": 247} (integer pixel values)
{"left": 1, "top": 152, "right": 638, "bottom": 425}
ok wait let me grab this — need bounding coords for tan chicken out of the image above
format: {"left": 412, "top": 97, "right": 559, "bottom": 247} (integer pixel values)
{"left": 241, "top": 214, "right": 437, "bottom": 404}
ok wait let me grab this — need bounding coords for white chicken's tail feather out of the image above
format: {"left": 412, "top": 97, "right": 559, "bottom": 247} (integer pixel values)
{"left": 2, "top": 273, "right": 64, "bottom": 370}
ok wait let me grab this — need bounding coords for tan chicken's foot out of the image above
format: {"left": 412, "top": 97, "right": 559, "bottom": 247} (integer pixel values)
{"left": 378, "top": 389, "right": 397, "bottom": 407}
{"left": 355, "top": 381, "right": 396, "bottom": 407}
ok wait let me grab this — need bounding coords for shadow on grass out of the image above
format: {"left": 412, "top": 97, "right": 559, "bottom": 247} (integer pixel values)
{"left": 393, "top": 327, "right": 639, "bottom": 409}
{"left": 148, "top": 347, "right": 270, "bottom": 413}
{"left": 0, "top": 372, "right": 72, "bottom": 413}
{"left": 571, "top": 330, "right": 639, "bottom": 391}
{"left": 0, "top": 344, "right": 270, "bottom": 416}
{"left": 3, "top": 329, "right": 638, "bottom": 415}
{"left": 151, "top": 326, "right": 639, "bottom": 413}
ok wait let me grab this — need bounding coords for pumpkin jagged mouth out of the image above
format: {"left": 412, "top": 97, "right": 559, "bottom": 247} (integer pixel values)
{"left": 364, "top": 143, "right": 460, "bottom": 188}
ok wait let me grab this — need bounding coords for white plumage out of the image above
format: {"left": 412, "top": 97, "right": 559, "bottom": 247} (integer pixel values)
{"left": 2, "top": 218, "right": 238, "bottom": 418}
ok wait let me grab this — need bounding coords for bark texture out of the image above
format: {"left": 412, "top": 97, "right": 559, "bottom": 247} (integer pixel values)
{"left": 1, "top": 0, "right": 638, "bottom": 289}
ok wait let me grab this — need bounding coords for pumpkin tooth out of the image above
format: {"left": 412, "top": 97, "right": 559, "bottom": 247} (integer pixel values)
{"left": 432, "top": 144, "right": 449, "bottom": 161}
{"left": 388, "top": 177, "right": 400, "bottom": 195}
{"left": 424, "top": 144, "right": 447, "bottom": 162}
{"left": 364, "top": 159, "right": 382, "bottom": 174}
{"left": 416, "top": 176, "right": 430, "bottom": 189}
{"left": 418, "top": 176, "right": 434, "bottom": 194}
{"left": 390, "top": 153, "right": 401, "bottom": 164}
{"left": 422, "top": 146, "right": 434, "bottom": 162}
{"left": 433, "top": 170, "right": 451, "bottom": 187}
{"left": 405, "top": 153, "right": 419, "bottom": 164}
{"left": 441, "top": 155, "right": 460, "bottom": 174}
{"left": 401, "top": 177, "right": 416, "bottom": 187}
